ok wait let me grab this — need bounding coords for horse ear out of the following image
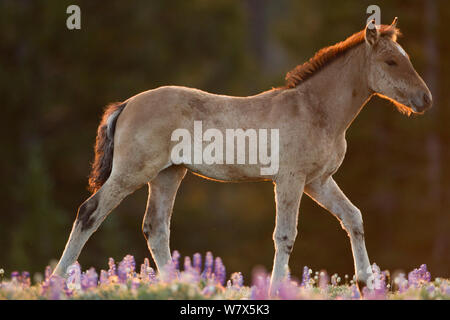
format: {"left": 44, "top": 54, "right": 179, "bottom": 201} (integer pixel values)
{"left": 390, "top": 17, "right": 398, "bottom": 28}
{"left": 365, "top": 19, "right": 379, "bottom": 46}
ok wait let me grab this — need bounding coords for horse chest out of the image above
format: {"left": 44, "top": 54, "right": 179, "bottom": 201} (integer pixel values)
{"left": 304, "top": 138, "right": 347, "bottom": 182}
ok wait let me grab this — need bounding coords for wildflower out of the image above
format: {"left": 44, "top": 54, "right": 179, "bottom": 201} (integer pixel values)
{"left": 300, "top": 266, "right": 310, "bottom": 288}
{"left": 230, "top": 272, "right": 244, "bottom": 288}
{"left": 172, "top": 250, "right": 181, "bottom": 271}
{"left": 408, "top": 264, "right": 431, "bottom": 288}
{"left": 250, "top": 271, "right": 270, "bottom": 300}
{"left": 108, "top": 258, "right": 116, "bottom": 277}
{"left": 161, "top": 260, "right": 177, "bottom": 282}
{"left": 99, "top": 270, "right": 109, "bottom": 285}
{"left": 11, "top": 271, "right": 20, "bottom": 284}
{"left": 117, "top": 260, "right": 128, "bottom": 284}
{"left": 48, "top": 275, "right": 66, "bottom": 300}
{"left": 278, "top": 279, "right": 299, "bottom": 300}
{"left": 351, "top": 284, "right": 361, "bottom": 299}
{"left": 85, "top": 268, "right": 98, "bottom": 289}
{"left": 202, "top": 278, "right": 217, "bottom": 297}
{"left": 148, "top": 267, "right": 157, "bottom": 283}
{"left": 202, "top": 252, "right": 214, "bottom": 279}
{"left": 193, "top": 253, "right": 202, "bottom": 274}
{"left": 183, "top": 256, "right": 192, "bottom": 272}
{"left": 21, "top": 272, "right": 31, "bottom": 287}
{"left": 123, "top": 255, "right": 136, "bottom": 275}
{"left": 214, "top": 257, "right": 226, "bottom": 286}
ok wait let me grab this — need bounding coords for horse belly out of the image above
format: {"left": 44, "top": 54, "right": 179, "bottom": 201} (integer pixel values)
{"left": 184, "top": 163, "right": 271, "bottom": 183}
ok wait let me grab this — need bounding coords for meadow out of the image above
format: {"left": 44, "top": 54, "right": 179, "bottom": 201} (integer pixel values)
{"left": 0, "top": 251, "right": 448, "bottom": 300}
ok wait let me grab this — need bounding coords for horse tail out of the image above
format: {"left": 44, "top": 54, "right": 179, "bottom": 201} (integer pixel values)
{"left": 88, "top": 101, "right": 127, "bottom": 193}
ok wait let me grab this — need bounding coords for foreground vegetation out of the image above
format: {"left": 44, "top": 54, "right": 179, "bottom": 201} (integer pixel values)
{"left": 0, "top": 251, "right": 448, "bottom": 300}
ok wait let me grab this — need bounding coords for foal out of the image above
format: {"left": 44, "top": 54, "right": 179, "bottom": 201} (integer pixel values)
{"left": 53, "top": 18, "right": 432, "bottom": 294}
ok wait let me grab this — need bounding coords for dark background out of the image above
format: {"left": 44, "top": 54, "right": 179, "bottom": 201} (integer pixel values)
{"left": 1, "top": 0, "right": 449, "bottom": 282}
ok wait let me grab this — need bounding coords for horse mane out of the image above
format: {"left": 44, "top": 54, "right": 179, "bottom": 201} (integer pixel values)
{"left": 284, "top": 24, "right": 401, "bottom": 88}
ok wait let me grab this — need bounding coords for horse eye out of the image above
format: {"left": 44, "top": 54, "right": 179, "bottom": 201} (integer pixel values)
{"left": 385, "top": 59, "right": 397, "bottom": 66}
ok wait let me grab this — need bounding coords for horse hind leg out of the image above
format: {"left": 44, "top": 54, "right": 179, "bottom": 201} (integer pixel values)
{"left": 53, "top": 165, "right": 161, "bottom": 277}
{"left": 142, "top": 165, "right": 187, "bottom": 275}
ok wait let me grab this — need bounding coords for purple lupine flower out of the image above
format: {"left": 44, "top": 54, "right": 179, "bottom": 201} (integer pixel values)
{"left": 21, "top": 272, "right": 30, "bottom": 287}
{"left": 184, "top": 256, "right": 192, "bottom": 272}
{"left": 86, "top": 267, "right": 98, "bottom": 289}
{"left": 202, "top": 252, "right": 214, "bottom": 279}
{"left": 41, "top": 275, "right": 66, "bottom": 300}
{"left": 11, "top": 271, "right": 20, "bottom": 284}
{"left": 172, "top": 250, "right": 181, "bottom": 271}
{"left": 250, "top": 271, "right": 270, "bottom": 300}
{"left": 128, "top": 255, "right": 136, "bottom": 274}
{"left": 201, "top": 278, "right": 217, "bottom": 297}
{"left": 351, "top": 284, "right": 361, "bottom": 299}
{"left": 123, "top": 255, "right": 136, "bottom": 275}
{"left": 117, "top": 260, "right": 128, "bottom": 284}
{"left": 193, "top": 253, "right": 202, "bottom": 274}
{"left": 300, "top": 266, "right": 310, "bottom": 287}
{"left": 161, "top": 260, "right": 177, "bottom": 282}
{"left": 63, "top": 281, "right": 73, "bottom": 298}
{"left": 116, "top": 255, "right": 137, "bottom": 283}
{"left": 80, "top": 273, "right": 89, "bottom": 290}
{"left": 99, "top": 270, "right": 109, "bottom": 285}
{"left": 408, "top": 264, "right": 431, "bottom": 288}
{"left": 277, "top": 279, "right": 299, "bottom": 300}
{"left": 148, "top": 267, "right": 157, "bottom": 283}
{"left": 181, "top": 256, "right": 200, "bottom": 283}
{"left": 231, "top": 272, "right": 244, "bottom": 288}
{"left": 214, "top": 257, "right": 226, "bottom": 286}
{"left": 108, "top": 258, "right": 116, "bottom": 278}
{"left": 48, "top": 275, "right": 66, "bottom": 300}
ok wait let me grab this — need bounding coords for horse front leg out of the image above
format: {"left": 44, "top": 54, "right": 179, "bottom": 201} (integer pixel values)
{"left": 142, "top": 165, "right": 187, "bottom": 278}
{"left": 305, "top": 176, "right": 372, "bottom": 292}
{"left": 269, "top": 175, "right": 305, "bottom": 296}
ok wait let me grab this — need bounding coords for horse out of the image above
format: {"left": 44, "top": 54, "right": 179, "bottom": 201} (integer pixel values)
{"left": 53, "top": 18, "right": 432, "bottom": 295}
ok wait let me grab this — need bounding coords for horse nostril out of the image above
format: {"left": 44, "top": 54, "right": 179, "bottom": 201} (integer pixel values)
{"left": 423, "top": 93, "right": 431, "bottom": 105}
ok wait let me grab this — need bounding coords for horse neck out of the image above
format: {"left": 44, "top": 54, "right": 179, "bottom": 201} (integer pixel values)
{"left": 297, "top": 44, "right": 373, "bottom": 136}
